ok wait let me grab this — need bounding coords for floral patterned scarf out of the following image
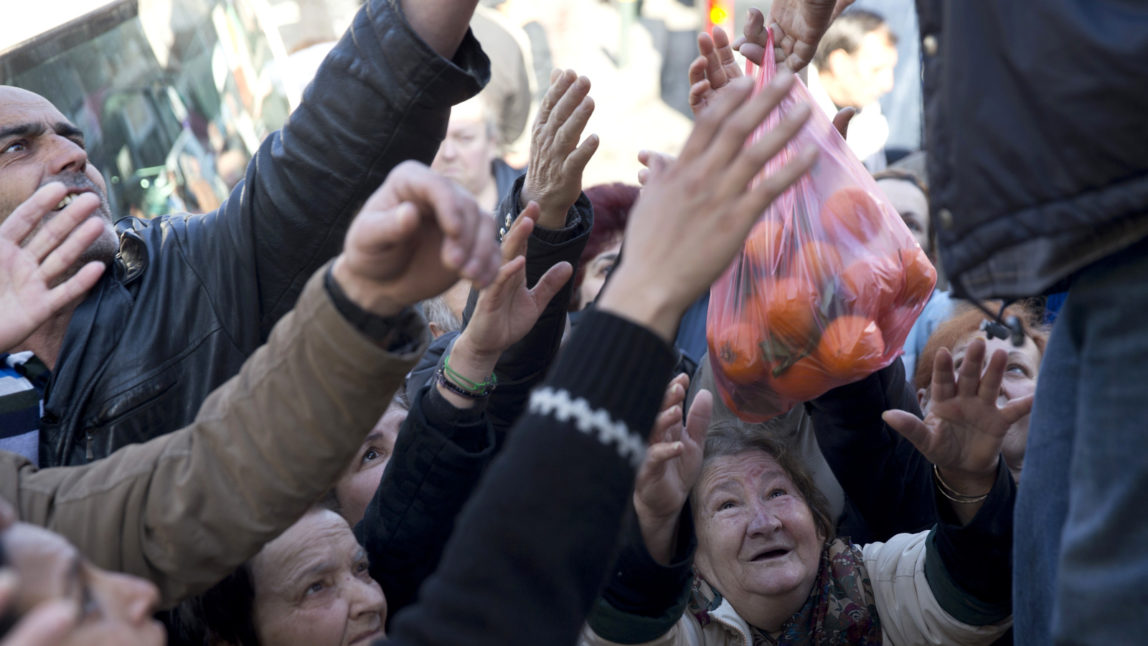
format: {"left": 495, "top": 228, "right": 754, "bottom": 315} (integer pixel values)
{"left": 688, "top": 538, "right": 881, "bottom": 645}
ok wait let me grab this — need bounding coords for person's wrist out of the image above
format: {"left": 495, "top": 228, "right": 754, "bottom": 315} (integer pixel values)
{"left": 519, "top": 180, "right": 568, "bottom": 229}
{"left": 596, "top": 271, "right": 685, "bottom": 343}
{"left": 634, "top": 499, "right": 683, "bottom": 566}
{"left": 449, "top": 333, "right": 501, "bottom": 381}
{"left": 634, "top": 498, "right": 682, "bottom": 530}
{"left": 935, "top": 464, "right": 995, "bottom": 499}
{"left": 332, "top": 257, "right": 405, "bottom": 317}
{"left": 518, "top": 182, "right": 540, "bottom": 212}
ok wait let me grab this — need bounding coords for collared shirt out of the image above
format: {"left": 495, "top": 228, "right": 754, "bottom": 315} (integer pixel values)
{"left": 807, "top": 64, "right": 890, "bottom": 172}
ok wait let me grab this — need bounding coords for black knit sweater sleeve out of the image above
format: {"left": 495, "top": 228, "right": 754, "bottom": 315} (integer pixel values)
{"left": 382, "top": 309, "right": 676, "bottom": 646}
{"left": 354, "top": 384, "right": 495, "bottom": 628}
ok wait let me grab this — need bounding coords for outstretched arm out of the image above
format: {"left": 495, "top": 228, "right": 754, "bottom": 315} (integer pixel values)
{"left": 407, "top": 68, "right": 598, "bottom": 437}
{"left": 884, "top": 339, "right": 1033, "bottom": 525}
{"left": 401, "top": 0, "right": 480, "bottom": 60}
{"left": 358, "top": 202, "right": 571, "bottom": 624}
{"left": 3, "top": 162, "right": 499, "bottom": 607}
{"left": 186, "top": 0, "right": 489, "bottom": 342}
{"left": 634, "top": 374, "right": 710, "bottom": 566}
{"left": 385, "top": 68, "right": 818, "bottom": 646}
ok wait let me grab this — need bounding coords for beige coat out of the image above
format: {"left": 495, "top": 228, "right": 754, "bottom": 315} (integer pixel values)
{"left": 582, "top": 531, "right": 1012, "bottom": 646}
{"left": 0, "top": 265, "right": 427, "bottom": 607}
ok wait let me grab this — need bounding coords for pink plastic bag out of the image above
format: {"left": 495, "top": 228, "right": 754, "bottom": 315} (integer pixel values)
{"left": 706, "top": 47, "right": 936, "bottom": 423}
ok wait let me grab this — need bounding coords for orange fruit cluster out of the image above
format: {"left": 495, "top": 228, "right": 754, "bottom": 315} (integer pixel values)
{"left": 708, "top": 186, "right": 937, "bottom": 410}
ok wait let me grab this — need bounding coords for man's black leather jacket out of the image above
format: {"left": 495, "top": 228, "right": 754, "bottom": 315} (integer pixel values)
{"left": 38, "top": 0, "right": 489, "bottom": 466}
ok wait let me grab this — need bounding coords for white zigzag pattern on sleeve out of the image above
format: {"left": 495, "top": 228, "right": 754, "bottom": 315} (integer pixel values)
{"left": 528, "top": 387, "right": 646, "bottom": 468}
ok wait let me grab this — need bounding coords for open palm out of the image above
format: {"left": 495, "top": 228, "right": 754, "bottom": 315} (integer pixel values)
{"left": 459, "top": 202, "right": 573, "bottom": 358}
{"left": 884, "top": 339, "right": 1033, "bottom": 480}
{"left": 1, "top": 185, "right": 106, "bottom": 351}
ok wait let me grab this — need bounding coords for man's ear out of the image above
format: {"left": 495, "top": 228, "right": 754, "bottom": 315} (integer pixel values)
{"left": 825, "top": 48, "right": 853, "bottom": 76}
{"left": 917, "top": 387, "right": 930, "bottom": 411}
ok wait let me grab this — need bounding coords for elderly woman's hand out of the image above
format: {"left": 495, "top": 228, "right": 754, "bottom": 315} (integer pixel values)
{"left": 634, "top": 377, "right": 712, "bottom": 565}
{"left": 519, "top": 69, "right": 599, "bottom": 229}
{"left": 883, "top": 339, "right": 1033, "bottom": 522}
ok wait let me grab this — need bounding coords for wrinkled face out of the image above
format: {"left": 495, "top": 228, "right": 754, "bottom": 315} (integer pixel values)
{"left": 0, "top": 86, "right": 117, "bottom": 264}
{"left": 431, "top": 98, "right": 497, "bottom": 199}
{"left": 1, "top": 522, "right": 164, "bottom": 645}
{"left": 334, "top": 400, "right": 407, "bottom": 526}
{"left": 692, "top": 452, "right": 824, "bottom": 620}
{"left": 575, "top": 238, "right": 621, "bottom": 310}
{"left": 251, "top": 509, "right": 386, "bottom": 646}
{"left": 925, "top": 332, "right": 1042, "bottom": 478}
{"left": 827, "top": 30, "right": 898, "bottom": 108}
{"left": 876, "top": 177, "right": 929, "bottom": 253}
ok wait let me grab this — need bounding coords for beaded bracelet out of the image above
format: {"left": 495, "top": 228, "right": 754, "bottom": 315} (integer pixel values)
{"left": 442, "top": 353, "right": 497, "bottom": 393}
{"left": 932, "top": 465, "right": 989, "bottom": 504}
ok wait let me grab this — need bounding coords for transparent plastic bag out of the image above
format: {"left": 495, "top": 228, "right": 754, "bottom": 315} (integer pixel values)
{"left": 705, "top": 50, "right": 937, "bottom": 423}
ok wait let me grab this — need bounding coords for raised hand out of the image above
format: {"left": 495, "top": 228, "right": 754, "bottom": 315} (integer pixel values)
{"left": 690, "top": 23, "right": 856, "bottom": 136}
{"left": 0, "top": 183, "right": 107, "bottom": 352}
{"left": 634, "top": 378, "right": 713, "bottom": 565}
{"left": 688, "top": 26, "right": 745, "bottom": 116}
{"left": 520, "top": 69, "right": 599, "bottom": 229}
{"left": 883, "top": 339, "right": 1033, "bottom": 521}
{"left": 733, "top": 2, "right": 853, "bottom": 72}
{"left": 332, "top": 161, "right": 501, "bottom": 317}
{"left": 598, "top": 73, "right": 817, "bottom": 342}
{"left": 452, "top": 202, "right": 574, "bottom": 363}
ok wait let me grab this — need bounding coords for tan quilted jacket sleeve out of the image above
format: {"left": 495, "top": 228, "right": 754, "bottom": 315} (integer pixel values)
{"left": 0, "top": 263, "right": 427, "bottom": 607}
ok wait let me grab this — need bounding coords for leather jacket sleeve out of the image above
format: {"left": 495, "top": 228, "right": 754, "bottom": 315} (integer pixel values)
{"left": 181, "top": 0, "right": 490, "bottom": 343}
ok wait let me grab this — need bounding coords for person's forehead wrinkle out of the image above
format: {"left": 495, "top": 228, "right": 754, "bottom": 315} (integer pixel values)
{"left": 261, "top": 542, "right": 336, "bottom": 596}
{"left": 259, "top": 518, "right": 357, "bottom": 594}
{"left": 703, "top": 479, "right": 740, "bottom": 503}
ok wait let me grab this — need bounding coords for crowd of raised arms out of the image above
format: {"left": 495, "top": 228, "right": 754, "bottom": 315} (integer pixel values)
{"left": 1, "top": 0, "right": 1146, "bottom": 645}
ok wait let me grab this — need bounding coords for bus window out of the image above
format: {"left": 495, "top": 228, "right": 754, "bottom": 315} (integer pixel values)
{"left": 0, "top": 0, "right": 290, "bottom": 218}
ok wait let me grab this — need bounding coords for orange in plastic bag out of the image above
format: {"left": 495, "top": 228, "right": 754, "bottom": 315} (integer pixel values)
{"left": 705, "top": 34, "right": 936, "bottom": 423}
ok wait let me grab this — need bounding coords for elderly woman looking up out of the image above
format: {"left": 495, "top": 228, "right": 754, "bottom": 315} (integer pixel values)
{"left": 583, "top": 337, "right": 1018, "bottom": 644}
